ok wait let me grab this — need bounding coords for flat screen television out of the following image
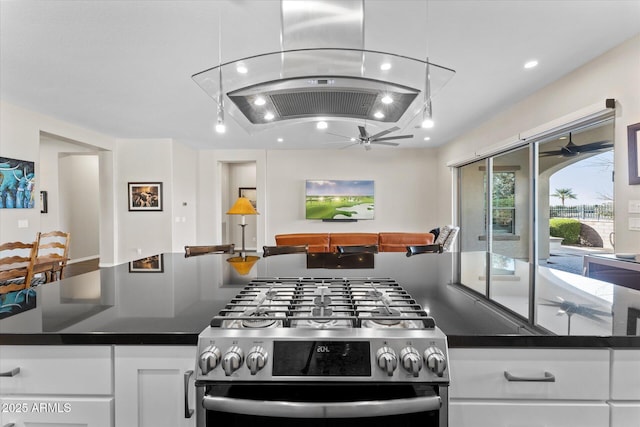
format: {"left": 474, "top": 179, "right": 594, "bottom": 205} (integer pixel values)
{"left": 305, "top": 180, "right": 374, "bottom": 220}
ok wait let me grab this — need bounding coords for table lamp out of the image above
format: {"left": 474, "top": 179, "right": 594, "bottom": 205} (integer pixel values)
{"left": 226, "top": 196, "right": 259, "bottom": 253}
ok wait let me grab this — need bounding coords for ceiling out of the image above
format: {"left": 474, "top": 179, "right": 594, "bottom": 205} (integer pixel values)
{"left": 1, "top": 0, "right": 639, "bottom": 151}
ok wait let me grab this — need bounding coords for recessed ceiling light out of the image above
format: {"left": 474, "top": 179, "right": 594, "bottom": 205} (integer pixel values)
{"left": 381, "top": 95, "right": 393, "bottom": 104}
{"left": 236, "top": 64, "right": 248, "bottom": 74}
{"left": 254, "top": 97, "right": 266, "bottom": 106}
{"left": 264, "top": 112, "right": 274, "bottom": 121}
{"left": 559, "top": 136, "right": 567, "bottom": 140}
{"left": 524, "top": 60, "right": 538, "bottom": 69}
{"left": 316, "top": 121, "right": 328, "bottom": 130}
{"left": 374, "top": 111, "right": 385, "bottom": 119}
{"left": 277, "top": 137, "right": 283, "bottom": 143}
{"left": 350, "top": 137, "right": 356, "bottom": 142}
{"left": 421, "top": 118, "right": 434, "bottom": 129}
{"left": 380, "top": 62, "right": 391, "bottom": 71}
{"left": 423, "top": 137, "right": 431, "bottom": 141}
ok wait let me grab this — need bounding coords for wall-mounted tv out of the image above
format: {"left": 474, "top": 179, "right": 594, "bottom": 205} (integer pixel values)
{"left": 305, "top": 180, "right": 374, "bottom": 220}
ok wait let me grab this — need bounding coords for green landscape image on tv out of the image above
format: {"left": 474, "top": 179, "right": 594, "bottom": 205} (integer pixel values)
{"left": 305, "top": 180, "right": 374, "bottom": 220}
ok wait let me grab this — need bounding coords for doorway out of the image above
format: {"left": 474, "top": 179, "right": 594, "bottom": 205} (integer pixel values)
{"left": 39, "top": 132, "right": 101, "bottom": 263}
{"left": 221, "top": 161, "right": 257, "bottom": 251}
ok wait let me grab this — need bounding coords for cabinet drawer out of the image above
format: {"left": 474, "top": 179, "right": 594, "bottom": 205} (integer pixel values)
{"left": 0, "top": 345, "right": 112, "bottom": 395}
{"left": 610, "top": 402, "right": 640, "bottom": 427}
{"left": 0, "top": 396, "right": 112, "bottom": 427}
{"left": 449, "top": 348, "right": 609, "bottom": 400}
{"left": 450, "top": 401, "right": 609, "bottom": 427}
{"left": 611, "top": 349, "right": 640, "bottom": 400}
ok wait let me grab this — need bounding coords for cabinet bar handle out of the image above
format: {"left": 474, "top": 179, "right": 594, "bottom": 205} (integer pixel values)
{"left": 504, "top": 370, "right": 555, "bottom": 382}
{"left": 184, "top": 370, "right": 194, "bottom": 418}
{"left": 0, "top": 367, "right": 20, "bottom": 377}
{"left": 3, "top": 423, "right": 16, "bottom": 427}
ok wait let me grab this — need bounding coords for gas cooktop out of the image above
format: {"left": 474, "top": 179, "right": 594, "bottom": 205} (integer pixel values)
{"left": 197, "top": 277, "right": 449, "bottom": 383}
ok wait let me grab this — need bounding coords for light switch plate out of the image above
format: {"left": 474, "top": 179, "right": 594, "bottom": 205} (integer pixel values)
{"left": 18, "top": 219, "right": 28, "bottom": 228}
{"left": 629, "top": 217, "right": 640, "bottom": 231}
{"left": 629, "top": 200, "right": 640, "bottom": 213}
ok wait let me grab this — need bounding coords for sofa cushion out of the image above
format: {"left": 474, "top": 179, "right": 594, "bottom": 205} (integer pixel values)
{"left": 275, "top": 233, "right": 330, "bottom": 253}
{"left": 328, "top": 233, "right": 379, "bottom": 252}
{"left": 378, "top": 232, "right": 435, "bottom": 252}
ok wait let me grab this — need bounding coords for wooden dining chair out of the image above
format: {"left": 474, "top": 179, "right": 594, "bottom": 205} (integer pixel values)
{"left": 0, "top": 241, "right": 38, "bottom": 294}
{"left": 35, "top": 231, "right": 71, "bottom": 282}
{"left": 184, "top": 244, "right": 235, "bottom": 257}
{"left": 336, "top": 244, "right": 379, "bottom": 254}
{"left": 262, "top": 245, "right": 308, "bottom": 257}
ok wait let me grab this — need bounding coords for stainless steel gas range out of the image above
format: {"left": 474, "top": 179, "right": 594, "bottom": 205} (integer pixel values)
{"left": 195, "top": 277, "right": 450, "bottom": 426}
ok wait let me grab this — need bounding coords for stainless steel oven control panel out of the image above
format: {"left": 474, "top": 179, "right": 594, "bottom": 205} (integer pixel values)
{"left": 196, "top": 328, "right": 449, "bottom": 383}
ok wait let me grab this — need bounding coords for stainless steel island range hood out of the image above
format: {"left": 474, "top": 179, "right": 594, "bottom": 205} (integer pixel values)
{"left": 192, "top": 0, "right": 455, "bottom": 134}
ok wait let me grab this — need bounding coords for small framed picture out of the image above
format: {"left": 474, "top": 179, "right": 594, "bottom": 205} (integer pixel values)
{"left": 40, "top": 191, "right": 48, "bottom": 213}
{"left": 239, "top": 187, "right": 257, "bottom": 208}
{"left": 128, "top": 182, "right": 163, "bottom": 211}
{"left": 129, "top": 254, "right": 164, "bottom": 273}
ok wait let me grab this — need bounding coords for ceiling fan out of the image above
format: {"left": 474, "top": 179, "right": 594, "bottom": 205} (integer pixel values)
{"left": 539, "top": 132, "right": 613, "bottom": 157}
{"left": 327, "top": 125, "right": 414, "bottom": 151}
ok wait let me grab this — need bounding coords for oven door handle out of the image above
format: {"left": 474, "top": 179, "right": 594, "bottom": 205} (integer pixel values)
{"left": 202, "top": 394, "right": 441, "bottom": 418}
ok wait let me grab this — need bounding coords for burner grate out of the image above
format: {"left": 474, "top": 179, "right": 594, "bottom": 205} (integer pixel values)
{"left": 209, "top": 277, "right": 435, "bottom": 329}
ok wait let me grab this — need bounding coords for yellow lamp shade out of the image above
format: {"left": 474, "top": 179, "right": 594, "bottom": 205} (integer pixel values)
{"left": 227, "top": 255, "right": 260, "bottom": 275}
{"left": 226, "top": 197, "right": 259, "bottom": 215}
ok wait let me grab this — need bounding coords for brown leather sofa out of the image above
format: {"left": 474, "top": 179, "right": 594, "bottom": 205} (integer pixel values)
{"left": 275, "top": 233, "right": 330, "bottom": 253}
{"left": 378, "top": 232, "right": 434, "bottom": 252}
{"left": 274, "top": 232, "right": 435, "bottom": 253}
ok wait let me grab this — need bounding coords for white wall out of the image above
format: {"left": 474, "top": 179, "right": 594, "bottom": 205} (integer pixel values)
{"left": 263, "top": 149, "right": 440, "bottom": 244}
{"left": 115, "top": 139, "right": 174, "bottom": 261}
{"left": 170, "top": 142, "right": 197, "bottom": 253}
{"left": 436, "top": 34, "right": 640, "bottom": 253}
{"left": 0, "top": 101, "right": 114, "bottom": 246}
{"left": 59, "top": 154, "right": 100, "bottom": 260}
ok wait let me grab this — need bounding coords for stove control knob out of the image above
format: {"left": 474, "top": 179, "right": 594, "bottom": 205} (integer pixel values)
{"left": 424, "top": 346, "right": 447, "bottom": 377}
{"left": 376, "top": 346, "right": 398, "bottom": 377}
{"left": 400, "top": 347, "right": 423, "bottom": 377}
{"left": 199, "top": 345, "right": 222, "bottom": 375}
{"left": 246, "top": 346, "right": 268, "bottom": 375}
{"left": 221, "top": 346, "right": 245, "bottom": 376}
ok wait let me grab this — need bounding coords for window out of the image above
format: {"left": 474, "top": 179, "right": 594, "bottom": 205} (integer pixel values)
{"left": 492, "top": 171, "right": 515, "bottom": 234}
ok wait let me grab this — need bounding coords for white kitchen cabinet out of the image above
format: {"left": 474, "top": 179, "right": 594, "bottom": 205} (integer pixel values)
{"left": 449, "top": 348, "right": 610, "bottom": 427}
{"left": 610, "top": 349, "right": 640, "bottom": 400}
{"left": 610, "top": 349, "right": 640, "bottom": 427}
{"left": 114, "top": 345, "right": 196, "bottom": 427}
{"left": 450, "top": 401, "right": 609, "bottom": 427}
{"left": 0, "top": 345, "right": 112, "bottom": 395}
{"left": 0, "top": 345, "right": 113, "bottom": 427}
{"left": 0, "top": 396, "right": 112, "bottom": 427}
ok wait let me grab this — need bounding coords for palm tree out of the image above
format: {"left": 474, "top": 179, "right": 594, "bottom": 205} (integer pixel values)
{"left": 552, "top": 188, "right": 577, "bottom": 206}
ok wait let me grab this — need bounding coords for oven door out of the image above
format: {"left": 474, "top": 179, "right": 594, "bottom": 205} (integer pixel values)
{"left": 197, "top": 382, "right": 447, "bottom": 427}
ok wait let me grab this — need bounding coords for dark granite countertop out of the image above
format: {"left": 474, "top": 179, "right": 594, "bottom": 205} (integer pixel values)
{"left": 1, "top": 252, "right": 638, "bottom": 347}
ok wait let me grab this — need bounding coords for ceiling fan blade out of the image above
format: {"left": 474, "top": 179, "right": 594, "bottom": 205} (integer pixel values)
{"left": 339, "top": 142, "right": 360, "bottom": 150}
{"left": 325, "top": 131, "right": 353, "bottom": 140}
{"left": 373, "top": 134, "right": 414, "bottom": 142}
{"left": 371, "top": 141, "right": 400, "bottom": 146}
{"left": 539, "top": 150, "right": 565, "bottom": 157}
{"left": 358, "top": 126, "right": 368, "bottom": 139}
{"left": 578, "top": 141, "right": 613, "bottom": 151}
{"left": 368, "top": 126, "right": 400, "bottom": 140}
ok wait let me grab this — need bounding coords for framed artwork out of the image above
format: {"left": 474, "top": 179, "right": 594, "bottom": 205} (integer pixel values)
{"left": 40, "top": 191, "right": 48, "bottom": 213}
{"left": 629, "top": 122, "right": 640, "bottom": 185}
{"left": 128, "top": 182, "right": 163, "bottom": 211}
{"left": 0, "top": 156, "right": 36, "bottom": 209}
{"left": 239, "top": 187, "right": 257, "bottom": 208}
{"left": 129, "top": 254, "right": 164, "bottom": 273}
